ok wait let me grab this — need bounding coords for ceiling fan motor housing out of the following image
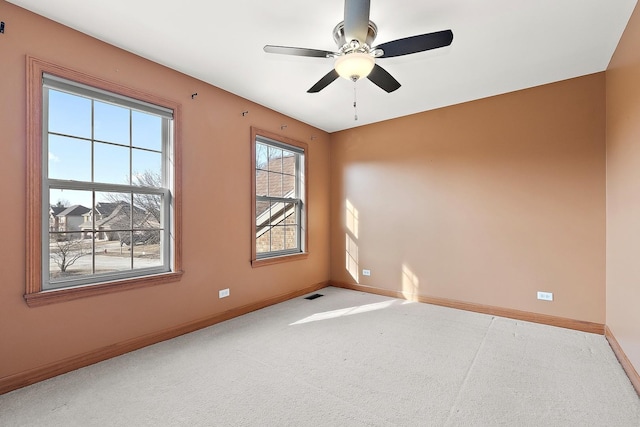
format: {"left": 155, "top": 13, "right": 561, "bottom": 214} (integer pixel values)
{"left": 333, "top": 21, "right": 378, "bottom": 52}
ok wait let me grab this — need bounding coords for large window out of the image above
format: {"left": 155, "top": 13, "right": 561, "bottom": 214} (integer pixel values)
{"left": 26, "top": 57, "right": 182, "bottom": 306}
{"left": 251, "top": 128, "right": 308, "bottom": 266}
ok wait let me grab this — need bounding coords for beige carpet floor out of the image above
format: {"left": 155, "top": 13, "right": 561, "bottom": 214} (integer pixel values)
{"left": 1, "top": 286, "right": 639, "bottom": 426}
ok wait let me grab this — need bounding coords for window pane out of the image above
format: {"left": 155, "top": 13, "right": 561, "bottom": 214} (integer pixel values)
{"left": 271, "top": 201, "right": 287, "bottom": 225}
{"left": 95, "top": 192, "right": 132, "bottom": 237}
{"left": 48, "top": 135, "right": 91, "bottom": 182}
{"left": 257, "top": 230, "right": 271, "bottom": 254}
{"left": 284, "top": 203, "right": 297, "bottom": 225}
{"left": 256, "top": 200, "right": 270, "bottom": 226}
{"left": 283, "top": 172, "right": 296, "bottom": 196}
{"left": 133, "top": 230, "right": 162, "bottom": 269}
{"left": 94, "top": 142, "right": 130, "bottom": 185}
{"left": 256, "top": 143, "right": 268, "bottom": 170}
{"left": 94, "top": 101, "right": 130, "bottom": 146}
{"left": 48, "top": 90, "right": 91, "bottom": 139}
{"left": 132, "top": 111, "right": 162, "bottom": 151}
{"left": 268, "top": 172, "right": 283, "bottom": 197}
{"left": 132, "top": 149, "right": 162, "bottom": 185}
{"left": 282, "top": 151, "right": 296, "bottom": 175}
{"left": 48, "top": 189, "right": 92, "bottom": 233}
{"left": 95, "top": 233, "right": 132, "bottom": 274}
{"left": 284, "top": 226, "right": 298, "bottom": 250}
{"left": 133, "top": 193, "right": 162, "bottom": 227}
{"left": 271, "top": 226, "right": 285, "bottom": 251}
{"left": 268, "top": 147, "right": 283, "bottom": 172}
{"left": 256, "top": 169, "right": 269, "bottom": 197}
{"left": 49, "top": 232, "right": 92, "bottom": 282}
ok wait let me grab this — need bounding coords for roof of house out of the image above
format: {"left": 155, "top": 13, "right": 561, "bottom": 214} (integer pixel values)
{"left": 57, "top": 204, "right": 90, "bottom": 217}
{"left": 93, "top": 202, "right": 120, "bottom": 217}
{"left": 81, "top": 201, "right": 159, "bottom": 230}
{"left": 50, "top": 205, "right": 66, "bottom": 216}
{"left": 256, "top": 154, "right": 296, "bottom": 202}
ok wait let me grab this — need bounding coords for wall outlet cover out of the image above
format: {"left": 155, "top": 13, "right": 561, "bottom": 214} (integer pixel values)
{"left": 537, "top": 291, "right": 553, "bottom": 301}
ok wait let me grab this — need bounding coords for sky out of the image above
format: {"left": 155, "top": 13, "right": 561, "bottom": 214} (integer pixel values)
{"left": 47, "top": 89, "right": 163, "bottom": 208}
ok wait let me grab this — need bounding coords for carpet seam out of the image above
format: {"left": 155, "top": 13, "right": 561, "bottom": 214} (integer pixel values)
{"left": 444, "top": 316, "right": 496, "bottom": 425}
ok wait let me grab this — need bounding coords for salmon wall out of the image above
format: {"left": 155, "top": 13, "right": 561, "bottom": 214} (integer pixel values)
{"left": 330, "top": 74, "right": 606, "bottom": 323}
{"left": 606, "top": 2, "right": 640, "bottom": 376}
{"left": 0, "top": 1, "right": 331, "bottom": 379}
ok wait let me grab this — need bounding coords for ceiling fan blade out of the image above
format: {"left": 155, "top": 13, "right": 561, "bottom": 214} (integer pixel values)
{"left": 307, "top": 69, "right": 340, "bottom": 93}
{"left": 264, "top": 45, "right": 334, "bottom": 58}
{"left": 375, "top": 29, "right": 453, "bottom": 58}
{"left": 367, "top": 64, "right": 401, "bottom": 93}
{"left": 344, "top": 0, "right": 371, "bottom": 44}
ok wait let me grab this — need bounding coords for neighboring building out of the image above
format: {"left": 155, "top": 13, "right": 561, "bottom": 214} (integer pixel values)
{"left": 55, "top": 205, "right": 90, "bottom": 238}
{"left": 81, "top": 201, "right": 159, "bottom": 242}
{"left": 49, "top": 205, "right": 66, "bottom": 232}
{"left": 80, "top": 202, "right": 119, "bottom": 237}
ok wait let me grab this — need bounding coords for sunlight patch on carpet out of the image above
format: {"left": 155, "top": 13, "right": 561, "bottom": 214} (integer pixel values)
{"left": 290, "top": 299, "right": 399, "bottom": 325}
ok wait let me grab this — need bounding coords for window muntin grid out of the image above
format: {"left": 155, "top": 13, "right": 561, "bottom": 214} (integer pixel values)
{"left": 43, "top": 75, "right": 172, "bottom": 290}
{"left": 255, "top": 138, "right": 303, "bottom": 257}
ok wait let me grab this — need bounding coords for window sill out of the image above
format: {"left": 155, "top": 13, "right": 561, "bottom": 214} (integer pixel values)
{"left": 251, "top": 252, "right": 308, "bottom": 268}
{"left": 24, "top": 271, "right": 184, "bottom": 307}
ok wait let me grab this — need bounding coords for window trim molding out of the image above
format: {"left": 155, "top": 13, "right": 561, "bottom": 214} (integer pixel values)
{"left": 25, "top": 56, "right": 183, "bottom": 306}
{"left": 250, "top": 127, "right": 309, "bottom": 267}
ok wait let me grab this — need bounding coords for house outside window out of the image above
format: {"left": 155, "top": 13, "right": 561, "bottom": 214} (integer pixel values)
{"left": 251, "top": 128, "right": 308, "bottom": 266}
{"left": 25, "top": 57, "right": 182, "bottom": 306}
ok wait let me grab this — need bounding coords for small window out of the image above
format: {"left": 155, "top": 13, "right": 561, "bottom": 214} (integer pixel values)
{"left": 26, "top": 57, "right": 182, "bottom": 306}
{"left": 251, "top": 128, "right": 308, "bottom": 266}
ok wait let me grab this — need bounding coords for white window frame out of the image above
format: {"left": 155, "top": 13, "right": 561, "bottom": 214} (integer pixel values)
{"left": 42, "top": 75, "right": 174, "bottom": 290}
{"left": 251, "top": 128, "right": 308, "bottom": 267}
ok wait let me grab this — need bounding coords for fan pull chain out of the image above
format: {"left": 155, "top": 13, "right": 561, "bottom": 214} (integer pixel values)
{"left": 353, "top": 82, "right": 358, "bottom": 121}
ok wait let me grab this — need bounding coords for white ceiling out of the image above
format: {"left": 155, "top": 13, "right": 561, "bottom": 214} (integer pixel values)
{"left": 8, "top": 0, "right": 638, "bottom": 133}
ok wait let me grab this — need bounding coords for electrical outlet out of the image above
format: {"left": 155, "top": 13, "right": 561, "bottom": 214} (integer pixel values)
{"left": 219, "top": 288, "right": 230, "bottom": 299}
{"left": 362, "top": 269, "right": 371, "bottom": 276}
{"left": 537, "top": 291, "right": 553, "bottom": 301}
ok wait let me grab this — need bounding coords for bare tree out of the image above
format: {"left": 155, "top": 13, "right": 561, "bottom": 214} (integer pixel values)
{"left": 131, "top": 171, "right": 162, "bottom": 223}
{"left": 50, "top": 238, "right": 88, "bottom": 273}
{"left": 106, "top": 170, "right": 162, "bottom": 222}
{"left": 104, "top": 170, "right": 162, "bottom": 247}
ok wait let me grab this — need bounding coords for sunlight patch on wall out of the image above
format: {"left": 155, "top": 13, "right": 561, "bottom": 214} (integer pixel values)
{"left": 346, "top": 234, "right": 359, "bottom": 282}
{"left": 345, "top": 199, "right": 360, "bottom": 282}
{"left": 290, "top": 300, "right": 396, "bottom": 325}
{"left": 346, "top": 199, "right": 359, "bottom": 239}
{"left": 402, "top": 264, "right": 420, "bottom": 301}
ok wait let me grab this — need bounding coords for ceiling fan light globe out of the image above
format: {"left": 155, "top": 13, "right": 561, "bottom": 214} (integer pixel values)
{"left": 335, "top": 52, "right": 375, "bottom": 80}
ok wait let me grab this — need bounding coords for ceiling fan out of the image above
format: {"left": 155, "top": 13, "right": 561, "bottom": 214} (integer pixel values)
{"left": 264, "top": 0, "right": 453, "bottom": 93}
